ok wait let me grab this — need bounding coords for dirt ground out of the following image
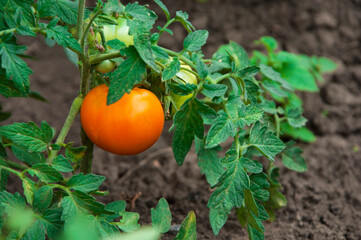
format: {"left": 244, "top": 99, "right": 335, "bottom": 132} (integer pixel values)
{"left": 2, "top": 0, "right": 361, "bottom": 239}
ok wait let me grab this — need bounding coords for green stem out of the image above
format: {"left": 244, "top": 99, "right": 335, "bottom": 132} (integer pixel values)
{"left": 274, "top": 114, "right": 280, "bottom": 138}
{"left": 89, "top": 51, "right": 126, "bottom": 65}
{"left": 156, "top": 18, "right": 176, "bottom": 43}
{"left": 0, "top": 165, "right": 22, "bottom": 178}
{"left": 81, "top": 10, "right": 102, "bottom": 50}
{"left": 3, "top": 160, "right": 27, "bottom": 171}
{"left": 47, "top": 96, "right": 84, "bottom": 164}
{"left": 76, "top": 0, "right": 86, "bottom": 41}
{"left": 79, "top": 128, "right": 93, "bottom": 174}
{"left": 214, "top": 73, "right": 231, "bottom": 83}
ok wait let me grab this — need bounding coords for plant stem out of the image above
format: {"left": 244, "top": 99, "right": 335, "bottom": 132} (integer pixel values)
{"left": 76, "top": 0, "right": 86, "bottom": 41}
{"left": 214, "top": 73, "right": 231, "bottom": 83}
{"left": 274, "top": 113, "right": 280, "bottom": 138}
{"left": 89, "top": 51, "right": 126, "bottom": 65}
{"left": 3, "top": 160, "right": 27, "bottom": 171}
{"left": 47, "top": 96, "right": 84, "bottom": 164}
{"left": 79, "top": 128, "right": 93, "bottom": 174}
{"left": 81, "top": 10, "right": 102, "bottom": 50}
{"left": 0, "top": 165, "right": 22, "bottom": 178}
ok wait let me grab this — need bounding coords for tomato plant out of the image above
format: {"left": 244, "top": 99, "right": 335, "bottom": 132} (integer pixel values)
{"left": 0, "top": 0, "right": 336, "bottom": 239}
{"left": 81, "top": 84, "right": 164, "bottom": 155}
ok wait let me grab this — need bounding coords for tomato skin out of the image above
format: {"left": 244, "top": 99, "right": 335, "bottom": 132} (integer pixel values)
{"left": 95, "top": 60, "right": 116, "bottom": 73}
{"left": 80, "top": 84, "right": 164, "bottom": 155}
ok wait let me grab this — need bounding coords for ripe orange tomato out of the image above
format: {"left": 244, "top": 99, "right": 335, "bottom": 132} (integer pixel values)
{"left": 80, "top": 84, "right": 164, "bottom": 155}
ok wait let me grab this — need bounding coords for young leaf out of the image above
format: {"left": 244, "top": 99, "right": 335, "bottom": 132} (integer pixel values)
{"left": 202, "top": 83, "right": 227, "bottom": 99}
{"left": 236, "top": 65, "right": 260, "bottom": 79}
{"left": 117, "top": 212, "right": 141, "bottom": 232}
{"left": 52, "top": 155, "right": 73, "bottom": 172}
{"left": 280, "top": 122, "right": 316, "bottom": 143}
{"left": 196, "top": 59, "right": 208, "bottom": 79}
{"left": 66, "top": 173, "right": 106, "bottom": 193}
{"left": 174, "top": 211, "right": 197, "bottom": 240}
{"left": 162, "top": 58, "right": 180, "bottom": 81}
{"left": 212, "top": 41, "right": 250, "bottom": 71}
{"left": 255, "top": 36, "right": 278, "bottom": 52}
{"left": 249, "top": 122, "right": 285, "bottom": 161}
{"left": 175, "top": 11, "right": 195, "bottom": 32}
{"left": 108, "top": 47, "right": 147, "bottom": 105}
{"left": 45, "top": 25, "right": 82, "bottom": 53}
{"left": 104, "top": 200, "right": 127, "bottom": 221}
{"left": 205, "top": 111, "right": 236, "bottom": 149}
{"left": 285, "top": 107, "right": 307, "bottom": 128}
{"left": 33, "top": 186, "right": 53, "bottom": 212}
{"left": 29, "top": 163, "right": 63, "bottom": 183}
{"left": 195, "top": 138, "right": 225, "bottom": 186}
{"left": 65, "top": 145, "right": 86, "bottom": 163}
{"left": 0, "top": 121, "right": 53, "bottom": 153}
{"left": 0, "top": 41, "right": 32, "bottom": 96}
{"left": 183, "top": 30, "right": 209, "bottom": 52}
{"left": 153, "top": 0, "right": 170, "bottom": 21}
{"left": 260, "top": 64, "right": 293, "bottom": 90}
{"left": 240, "top": 158, "right": 263, "bottom": 174}
{"left": 172, "top": 100, "right": 204, "bottom": 165}
{"left": 151, "top": 198, "right": 172, "bottom": 233}
{"left": 282, "top": 146, "right": 307, "bottom": 172}
{"left": 236, "top": 104, "right": 263, "bottom": 128}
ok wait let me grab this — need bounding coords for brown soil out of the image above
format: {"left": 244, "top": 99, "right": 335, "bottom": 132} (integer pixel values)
{"left": 2, "top": 0, "right": 361, "bottom": 239}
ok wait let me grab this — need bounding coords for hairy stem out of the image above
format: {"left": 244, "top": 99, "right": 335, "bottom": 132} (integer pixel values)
{"left": 47, "top": 96, "right": 84, "bottom": 164}
{"left": 89, "top": 51, "right": 126, "bottom": 65}
{"left": 79, "top": 128, "right": 94, "bottom": 174}
{"left": 3, "top": 160, "right": 27, "bottom": 171}
{"left": 81, "top": 10, "right": 102, "bottom": 50}
{"left": 274, "top": 114, "right": 280, "bottom": 138}
{"left": 76, "top": 0, "right": 86, "bottom": 41}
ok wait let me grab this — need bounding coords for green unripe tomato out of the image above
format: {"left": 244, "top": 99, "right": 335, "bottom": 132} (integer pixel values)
{"left": 88, "top": 17, "right": 134, "bottom": 47}
{"left": 95, "top": 60, "right": 116, "bottom": 73}
{"left": 170, "top": 64, "right": 197, "bottom": 111}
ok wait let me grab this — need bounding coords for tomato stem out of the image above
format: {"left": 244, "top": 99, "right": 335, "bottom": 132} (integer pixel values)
{"left": 47, "top": 96, "right": 84, "bottom": 164}
{"left": 79, "top": 128, "right": 94, "bottom": 174}
{"left": 88, "top": 51, "right": 126, "bottom": 65}
{"left": 274, "top": 113, "right": 281, "bottom": 138}
{"left": 2, "top": 160, "right": 27, "bottom": 171}
{"left": 76, "top": 0, "right": 86, "bottom": 41}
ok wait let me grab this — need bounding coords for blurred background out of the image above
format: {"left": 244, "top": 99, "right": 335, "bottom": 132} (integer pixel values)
{"left": 2, "top": 0, "right": 361, "bottom": 239}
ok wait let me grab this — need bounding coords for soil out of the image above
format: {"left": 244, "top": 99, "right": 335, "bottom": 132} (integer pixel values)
{"left": 2, "top": 0, "right": 361, "bottom": 239}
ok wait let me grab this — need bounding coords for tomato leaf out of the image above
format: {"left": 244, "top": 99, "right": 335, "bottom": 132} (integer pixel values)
{"left": 116, "top": 212, "right": 141, "bottom": 232}
{"left": 236, "top": 104, "right": 263, "bottom": 128}
{"left": 236, "top": 65, "right": 260, "bottom": 79}
{"left": 205, "top": 111, "right": 236, "bottom": 149}
{"left": 108, "top": 47, "right": 147, "bottom": 105}
{"left": 151, "top": 198, "right": 172, "bottom": 233}
{"left": 2, "top": 0, "right": 35, "bottom": 28}
{"left": 282, "top": 145, "right": 307, "bottom": 172}
{"left": 0, "top": 121, "right": 53, "bottom": 153}
{"left": 195, "top": 138, "right": 225, "bottom": 186}
{"left": 153, "top": 0, "right": 170, "bottom": 21}
{"left": 22, "top": 220, "right": 46, "bottom": 240}
{"left": 175, "top": 11, "right": 195, "bottom": 32}
{"left": 12, "top": 145, "right": 46, "bottom": 166}
{"left": 52, "top": 155, "right": 73, "bottom": 173}
{"left": 255, "top": 36, "right": 278, "bottom": 52}
{"left": 174, "top": 211, "right": 197, "bottom": 240}
{"left": 33, "top": 186, "right": 53, "bottom": 213}
{"left": 183, "top": 30, "right": 208, "bottom": 52}
{"left": 280, "top": 122, "right": 316, "bottom": 143}
{"left": 212, "top": 41, "right": 250, "bottom": 71}
{"left": 162, "top": 58, "right": 180, "bottom": 81}
{"left": 66, "top": 173, "right": 105, "bottom": 193}
{"left": 44, "top": 25, "right": 82, "bottom": 53}
{"left": 285, "top": 107, "right": 307, "bottom": 128}
{"left": 29, "top": 163, "right": 63, "bottom": 183}
{"left": 196, "top": 59, "right": 208, "bottom": 79}
{"left": 260, "top": 64, "right": 293, "bottom": 90}
{"left": 172, "top": 99, "right": 204, "bottom": 166}
{"left": 249, "top": 122, "right": 285, "bottom": 161}
{"left": 0, "top": 41, "right": 32, "bottom": 96}
{"left": 37, "top": 0, "right": 80, "bottom": 25}
{"left": 168, "top": 83, "right": 197, "bottom": 96}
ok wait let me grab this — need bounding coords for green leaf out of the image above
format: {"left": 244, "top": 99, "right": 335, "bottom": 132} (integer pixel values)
{"left": 282, "top": 146, "right": 307, "bottom": 172}
{"left": 33, "top": 186, "right": 53, "bottom": 213}
{"left": 162, "top": 58, "right": 180, "bottom": 81}
{"left": 255, "top": 36, "right": 278, "bottom": 52}
{"left": 115, "top": 227, "right": 161, "bottom": 240}
{"left": 3, "top": 0, "right": 35, "bottom": 28}
{"left": 0, "top": 42, "right": 32, "bottom": 96}
{"left": 61, "top": 196, "right": 77, "bottom": 221}
{"left": 0, "top": 121, "right": 53, "bottom": 153}
{"left": 237, "top": 104, "right": 263, "bottom": 127}
{"left": 174, "top": 211, "right": 197, "bottom": 240}
{"left": 206, "top": 111, "right": 236, "bottom": 149}
{"left": 22, "top": 220, "right": 46, "bottom": 240}
{"left": 316, "top": 57, "right": 337, "bottom": 73}
{"left": 29, "top": 163, "right": 63, "bottom": 183}
{"left": 0, "top": 166, "right": 9, "bottom": 191}
{"left": 244, "top": 189, "right": 258, "bottom": 216}
{"left": 208, "top": 154, "right": 250, "bottom": 235}
{"left": 16, "top": 26, "right": 36, "bottom": 37}
{"left": 0, "top": 191, "right": 25, "bottom": 212}
{"left": 95, "top": 217, "right": 120, "bottom": 238}
{"left": 196, "top": 59, "right": 208, "bottom": 79}
{"left": 153, "top": 0, "right": 170, "bottom": 21}
{"left": 52, "top": 154, "right": 73, "bottom": 172}
{"left": 29, "top": 90, "right": 48, "bottom": 102}
{"left": 45, "top": 25, "right": 82, "bottom": 53}
{"left": 38, "top": 0, "right": 79, "bottom": 25}
{"left": 108, "top": 47, "right": 147, "bottom": 105}
{"left": 262, "top": 80, "right": 288, "bottom": 98}
{"left": 65, "top": 145, "right": 86, "bottom": 163}
{"left": 151, "top": 45, "right": 168, "bottom": 59}
{"left": 168, "top": 83, "right": 197, "bottom": 96}
{"left": 240, "top": 158, "right": 263, "bottom": 174}
{"left": 195, "top": 138, "right": 225, "bottom": 186}
{"left": 63, "top": 47, "right": 79, "bottom": 66}
{"left": 151, "top": 198, "right": 172, "bottom": 233}
{"left": 172, "top": 99, "right": 204, "bottom": 165}
{"left": 126, "top": 3, "right": 157, "bottom": 30}
{"left": 38, "top": 208, "right": 63, "bottom": 239}
{"left": 12, "top": 145, "right": 46, "bottom": 166}
{"left": 202, "top": 83, "right": 227, "bottom": 98}
{"left": 66, "top": 173, "right": 105, "bottom": 193}
{"left": 244, "top": 79, "right": 259, "bottom": 104}
{"left": 249, "top": 122, "right": 285, "bottom": 161}
{"left": 277, "top": 51, "right": 318, "bottom": 92}
{"left": 132, "top": 25, "right": 159, "bottom": 73}
{"left": 280, "top": 122, "right": 316, "bottom": 143}
{"left": 236, "top": 65, "right": 260, "bottom": 79}
{"left": 104, "top": 200, "right": 126, "bottom": 221}
{"left": 117, "top": 212, "right": 141, "bottom": 232}
{"left": 286, "top": 107, "right": 307, "bottom": 128}
{"left": 175, "top": 11, "right": 195, "bottom": 32}
{"left": 212, "top": 41, "right": 250, "bottom": 71}
{"left": 22, "top": 178, "right": 36, "bottom": 205}
{"left": 183, "top": 30, "right": 208, "bottom": 52}
{"left": 260, "top": 64, "right": 293, "bottom": 90}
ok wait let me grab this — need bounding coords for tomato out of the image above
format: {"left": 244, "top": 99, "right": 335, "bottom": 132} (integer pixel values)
{"left": 95, "top": 60, "right": 116, "bottom": 74}
{"left": 80, "top": 84, "right": 164, "bottom": 155}
{"left": 88, "top": 17, "right": 134, "bottom": 47}
{"left": 170, "top": 64, "right": 197, "bottom": 111}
